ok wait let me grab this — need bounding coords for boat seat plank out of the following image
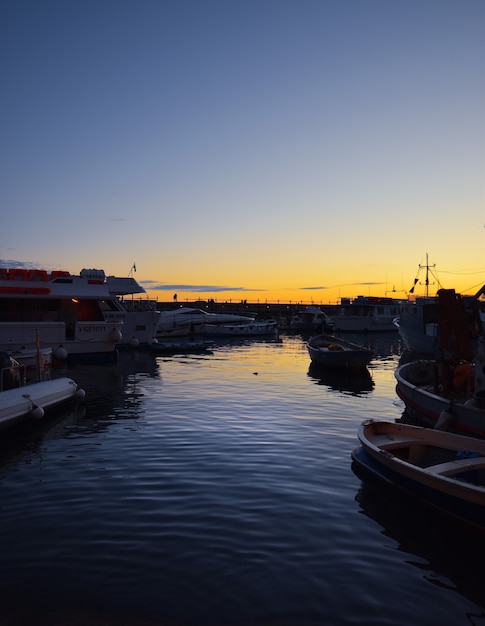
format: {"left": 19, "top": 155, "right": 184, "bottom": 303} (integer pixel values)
{"left": 427, "top": 456, "right": 485, "bottom": 476}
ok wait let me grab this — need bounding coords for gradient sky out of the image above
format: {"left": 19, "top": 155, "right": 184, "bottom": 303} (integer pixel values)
{"left": 1, "top": 0, "right": 484, "bottom": 304}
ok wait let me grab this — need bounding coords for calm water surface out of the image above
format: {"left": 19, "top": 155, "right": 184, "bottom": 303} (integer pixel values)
{"left": 1, "top": 333, "right": 484, "bottom": 626}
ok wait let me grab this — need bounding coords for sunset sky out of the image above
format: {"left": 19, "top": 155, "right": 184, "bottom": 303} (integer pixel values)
{"left": 1, "top": 0, "right": 484, "bottom": 305}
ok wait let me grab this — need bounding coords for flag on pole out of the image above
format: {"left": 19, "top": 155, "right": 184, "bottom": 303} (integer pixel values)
{"left": 409, "top": 278, "right": 418, "bottom": 293}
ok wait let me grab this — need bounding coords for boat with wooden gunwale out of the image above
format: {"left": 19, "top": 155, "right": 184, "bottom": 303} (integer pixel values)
{"left": 307, "top": 334, "right": 373, "bottom": 369}
{"left": 352, "top": 418, "right": 485, "bottom": 530}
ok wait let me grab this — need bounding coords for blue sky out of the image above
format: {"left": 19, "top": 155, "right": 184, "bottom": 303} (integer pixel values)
{"left": 1, "top": 0, "right": 484, "bottom": 303}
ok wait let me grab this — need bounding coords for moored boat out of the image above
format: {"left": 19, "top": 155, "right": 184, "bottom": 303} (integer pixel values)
{"left": 105, "top": 274, "right": 160, "bottom": 348}
{"left": 0, "top": 377, "right": 86, "bottom": 429}
{"left": 396, "top": 285, "right": 485, "bottom": 355}
{"left": 394, "top": 356, "right": 485, "bottom": 439}
{"left": 283, "top": 306, "right": 335, "bottom": 333}
{"left": 394, "top": 283, "right": 485, "bottom": 438}
{"left": 204, "top": 319, "right": 279, "bottom": 337}
{"left": 8, "top": 346, "right": 52, "bottom": 382}
{"left": 155, "top": 323, "right": 195, "bottom": 340}
{"left": 0, "top": 352, "right": 85, "bottom": 429}
{"left": 156, "top": 307, "right": 255, "bottom": 338}
{"left": 329, "top": 296, "right": 401, "bottom": 333}
{"left": 306, "top": 334, "right": 373, "bottom": 369}
{"left": 0, "top": 267, "right": 125, "bottom": 362}
{"left": 393, "top": 254, "right": 485, "bottom": 355}
{"left": 150, "top": 339, "right": 213, "bottom": 355}
{"left": 351, "top": 418, "right": 485, "bottom": 530}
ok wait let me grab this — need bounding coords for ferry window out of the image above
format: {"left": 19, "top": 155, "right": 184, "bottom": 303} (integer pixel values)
{"left": 99, "top": 300, "right": 119, "bottom": 312}
{"left": 0, "top": 298, "right": 61, "bottom": 322}
{"left": 0, "top": 299, "right": 22, "bottom": 321}
{"left": 77, "top": 299, "right": 104, "bottom": 321}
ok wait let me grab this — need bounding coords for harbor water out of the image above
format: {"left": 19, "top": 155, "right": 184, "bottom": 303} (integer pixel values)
{"left": 0, "top": 333, "right": 483, "bottom": 625}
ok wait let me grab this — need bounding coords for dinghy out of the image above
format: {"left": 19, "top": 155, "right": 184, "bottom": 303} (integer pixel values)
{"left": 352, "top": 418, "right": 485, "bottom": 530}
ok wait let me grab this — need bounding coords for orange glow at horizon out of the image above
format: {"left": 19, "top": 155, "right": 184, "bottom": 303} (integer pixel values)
{"left": 143, "top": 276, "right": 484, "bottom": 306}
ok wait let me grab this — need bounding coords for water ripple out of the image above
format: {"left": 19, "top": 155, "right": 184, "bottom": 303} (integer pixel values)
{"left": 0, "top": 336, "right": 482, "bottom": 625}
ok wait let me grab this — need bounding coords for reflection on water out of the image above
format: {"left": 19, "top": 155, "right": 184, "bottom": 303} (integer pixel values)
{"left": 353, "top": 463, "right": 485, "bottom": 614}
{"left": 52, "top": 349, "right": 161, "bottom": 419}
{"left": 209, "top": 335, "right": 283, "bottom": 349}
{"left": 0, "top": 405, "right": 87, "bottom": 472}
{"left": 307, "top": 362, "right": 375, "bottom": 395}
{"left": 0, "top": 334, "right": 483, "bottom": 626}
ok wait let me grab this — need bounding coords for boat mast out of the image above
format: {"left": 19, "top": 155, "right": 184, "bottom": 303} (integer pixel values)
{"left": 424, "top": 253, "right": 430, "bottom": 297}
{"left": 419, "top": 253, "right": 435, "bottom": 297}
{"left": 409, "top": 253, "right": 437, "bottom": 296}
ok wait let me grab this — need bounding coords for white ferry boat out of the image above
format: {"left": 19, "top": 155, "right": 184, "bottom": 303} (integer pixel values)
{"left": 105, "top": 275, "right": 160, "bottom": 348}
{"left": 0, "top": 267, "right": 125, "bottom": 362}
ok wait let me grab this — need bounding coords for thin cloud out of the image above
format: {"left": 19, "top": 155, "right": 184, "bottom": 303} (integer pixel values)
{"left": 355, "top": 282, "right": 386, "bottom": 286}
{"left": 329, "top": 281, "right": 387, "bottom": 288}
{"left": 141, "top": 281, "right": 266, "bottom": 293}
{"left": 0, "top": 259, "right": 46, "bottom": 269}
{"left": 299, "top": 282, "right": 386, "bottom": 291}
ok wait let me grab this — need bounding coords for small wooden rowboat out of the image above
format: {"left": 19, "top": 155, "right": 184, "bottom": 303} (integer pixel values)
{"left": 351, "top": 419, "right": 485, "bottom": 529}
{"left": 307, "top": 334, "right": 373, "bottom": 369}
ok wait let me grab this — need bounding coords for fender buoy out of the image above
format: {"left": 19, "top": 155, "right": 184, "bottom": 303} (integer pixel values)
{"left": 31, "top": 405, "right": 45, "bottom": 419}
{"left": 110, "top": 328, "right": 123, "bottom": 343}
{"left": 54, "top": 346, "right": 68, "bottom": 361}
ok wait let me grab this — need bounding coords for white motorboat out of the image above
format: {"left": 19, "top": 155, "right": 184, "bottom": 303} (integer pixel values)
{"left": 156, "top": 307, "right": 255, "bottom": 338}
{"left": 0, "top": 267, "right": 125, "bottom": 362}
{"left": 0, "top": 352, "right": 85, "bottom": 429}
{"left": 204, "top": 319, "right": 279, "bottom": 337}
{"left": 0, "top": 377, "right": 86, "bottom": 429}
{"left": 285, "top": 306, "right": 335, "bottom": 333}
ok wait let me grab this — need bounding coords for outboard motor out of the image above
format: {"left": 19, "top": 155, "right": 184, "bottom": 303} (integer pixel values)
{"left": 0, "top": 352, "right": 21, "bottom": 390}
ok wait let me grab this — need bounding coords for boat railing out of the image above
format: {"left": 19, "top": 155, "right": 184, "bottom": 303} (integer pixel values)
{"left": 0, "top": 362, "right": 27, "bottom": 392}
